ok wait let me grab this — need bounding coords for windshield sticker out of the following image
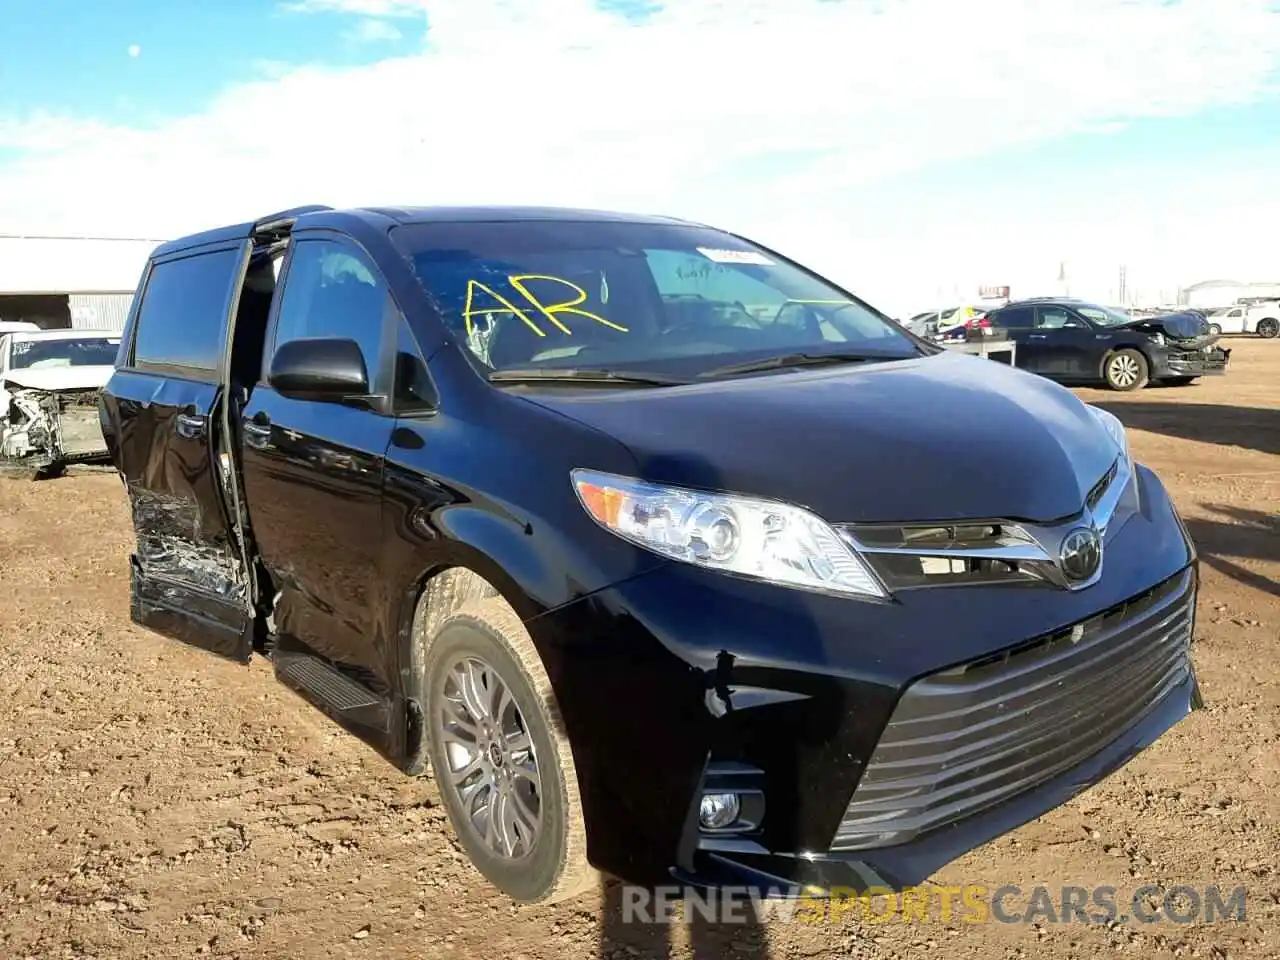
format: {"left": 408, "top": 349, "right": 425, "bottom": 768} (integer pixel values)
{"left": 696, "top": 248, "right": 775, "bottom": 266}
{"left": 461, "top": 274, "right": 628, "bottom": 339}
{"left": 11, "top": 341, "right": 32, "bottom": 355}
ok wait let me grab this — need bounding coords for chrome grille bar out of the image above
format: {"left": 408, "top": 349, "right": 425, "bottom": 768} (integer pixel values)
{"left": 840, "top": 455, "right": 1137, "bottom": 591}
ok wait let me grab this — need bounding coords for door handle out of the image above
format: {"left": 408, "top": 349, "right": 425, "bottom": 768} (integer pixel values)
{"left": 1028, "top": 333, "right": 1047, "bottom": 339}
{"left": 242, "top": 416, "right": 272, "bottom": 449}
{"left": 175, "top": 413, "right": 207, "bottom": 439}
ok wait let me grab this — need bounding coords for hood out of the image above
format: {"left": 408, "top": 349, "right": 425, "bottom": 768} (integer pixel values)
{"left": 522, "top": 352, "right": 1119, "bottom": 524}
{"left": 1, "top": 365, "right": 113, "bottom": 392}
{"left": 1115, "top": 311, "right": 1210, "bottom": 341}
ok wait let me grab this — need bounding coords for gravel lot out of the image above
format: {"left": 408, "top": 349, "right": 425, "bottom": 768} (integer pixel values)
{"left": 1, "top": 339, "right": 1276, "bottom": 960}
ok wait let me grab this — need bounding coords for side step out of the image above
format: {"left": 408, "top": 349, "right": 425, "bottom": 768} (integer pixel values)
{"left": 275, "top": 652, "right": 391, "bottom": 735}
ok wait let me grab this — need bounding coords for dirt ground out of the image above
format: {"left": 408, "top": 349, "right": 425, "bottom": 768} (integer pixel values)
{"left": 1, "top": 340, "right": 1276, "bottom": 960}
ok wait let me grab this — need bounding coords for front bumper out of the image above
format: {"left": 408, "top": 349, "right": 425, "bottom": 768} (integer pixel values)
{"left": 1155, "top": 343, "right": 1230, "bottom": 378}
{"left": 528, "top": 464, "right": 1200, "bottom": 890}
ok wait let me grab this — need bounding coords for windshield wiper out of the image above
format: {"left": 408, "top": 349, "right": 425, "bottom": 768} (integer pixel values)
{"left": 489, "top": 367, "right": 690, "bottom": 386}
{"left": 697, "top": 351, "right": 885, "bottom": 379}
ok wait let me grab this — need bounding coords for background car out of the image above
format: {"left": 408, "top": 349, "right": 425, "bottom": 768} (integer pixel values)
{"left": 0, "top": 328, "right": 118, "bottom": 477}
{"left": 1206, "top": 301, "right": 1280, "bottom": 338}
{"left": 983, "top": 297, "right": 1230, "bottom": 391}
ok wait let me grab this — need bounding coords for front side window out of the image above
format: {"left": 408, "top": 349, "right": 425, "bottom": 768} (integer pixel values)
{"left": 271, "top": 238, "right": 389, "bottom": 385}
{"left": 8, "top": 336, "right": 120, "bottom": 369}
{"left": 133, "top": 248, "right": 240, "bottom": 374}
{"left": 392, "top": 220, "right": 917, "bottom": 379}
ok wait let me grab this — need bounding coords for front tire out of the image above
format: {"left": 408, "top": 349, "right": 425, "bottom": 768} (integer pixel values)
{"left": 1208, "top": 323, "right": 1222, "bottom": 336}
{"left": 1104, "top": 348, "right": 1149, "bottom": 391}
{"left": 420, "top": 598, "right": 595, "bottom": 905}
{"left": 1257, "top": 317, "right": 1279, "bottom": 339}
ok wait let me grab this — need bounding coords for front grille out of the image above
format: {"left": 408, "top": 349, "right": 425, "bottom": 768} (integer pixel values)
{"left": 831, "top": 568, "right": 1195, "bottom": 851}
{"left": 840, "top": 458, "right": 1128, "bottom": 591}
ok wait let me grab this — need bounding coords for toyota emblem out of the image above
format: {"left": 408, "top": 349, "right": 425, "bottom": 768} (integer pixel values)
{"left": 1059, "top": 527, "right": 1102, "bottom": 583}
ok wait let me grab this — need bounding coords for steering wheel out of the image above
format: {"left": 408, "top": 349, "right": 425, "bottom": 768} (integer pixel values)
{"left": 664, "top": 302, "right": 766, "bottom": 338}
{"left": 771, "top": 301, "right": 823, "bottom": 338}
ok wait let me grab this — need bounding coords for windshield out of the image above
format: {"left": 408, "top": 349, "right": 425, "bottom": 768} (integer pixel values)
{"left": 9, "top": 336, "right": 120, "bottom": 369}
{"left": 392, "top": 220, "right": 919, "bottom": 378}
{"left": 1075, "top": 304, "right": 1135, "bottom": 327}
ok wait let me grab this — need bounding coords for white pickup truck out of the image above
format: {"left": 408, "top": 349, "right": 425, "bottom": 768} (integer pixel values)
{"left": 0, "top": 328, "right": 119, "bottom": 478}
{"left": 1206, "top": 301, "right": 1280, "bottom": 338}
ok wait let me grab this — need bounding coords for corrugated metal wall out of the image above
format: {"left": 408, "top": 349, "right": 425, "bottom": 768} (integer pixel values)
{"left": 68, "top": 293, "right": 133, "bottom": 332}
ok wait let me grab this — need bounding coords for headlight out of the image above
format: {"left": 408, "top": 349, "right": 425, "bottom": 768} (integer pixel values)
{"left": 1087, "top": 405, "right": 1131, "bottom": 463}
{"left": 1149, "top": 332, "right": 1166, "bottom": 347}
{"left": 571, "top": 469, "right": 887, "bottom": 600}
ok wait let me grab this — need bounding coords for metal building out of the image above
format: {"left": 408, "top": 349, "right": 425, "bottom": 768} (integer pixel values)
{"left": 67, "top": 293, "right": 136, "bottom": 332}
{"left": 1180, "top": 278, "right": 1280, "bottom": 310}
{"left": 0, "top": 234, "right": 161, "bottom": 332}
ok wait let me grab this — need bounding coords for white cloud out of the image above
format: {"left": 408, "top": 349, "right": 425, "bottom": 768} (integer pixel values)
{"left": 127, "top": 44, "right": 142, "bottom": 58}
{"left": 3, "top": 0, "right": 1280, "bottom": 311}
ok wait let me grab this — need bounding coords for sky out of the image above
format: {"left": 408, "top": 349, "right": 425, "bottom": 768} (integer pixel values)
{"left": 2, "top": 0, "right": 1279, "bottom": 315}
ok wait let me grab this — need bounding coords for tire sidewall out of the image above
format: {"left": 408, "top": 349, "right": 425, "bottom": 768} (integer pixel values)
{"left": 1104, "top": 348, "right": 1149, "bottom": 391}
{"left": 1259, "top": 318, "right": 1279, "bottom": 339}
{"left": 421, "top": 614, "right": 571, "bottom": 903}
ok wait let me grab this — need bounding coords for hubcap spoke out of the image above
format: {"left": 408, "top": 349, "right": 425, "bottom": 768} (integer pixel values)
{"left": 493, "top": 680, "right": 514, "bottom": 726}
{"left": 504, "top": 728, "right": 532, "bottom": 754}
{"left": 459, "top": 660, "right": 490, "bottom": 721}
{"left": 510, "top": 781, "right": 541, "bottom": 837}
{"left": 449, "top": 752, "right": 484, "bottom": 786}
{"left": 440, "top": 694, "right": 481, "bottom": 741}
{"left": 494, "top": 790, "right": 521, "bottom": 857}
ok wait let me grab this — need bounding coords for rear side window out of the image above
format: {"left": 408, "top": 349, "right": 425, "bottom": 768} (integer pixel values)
{"left": 989, "top": 306, "right": 1033, "bottom": 328}
{"left": 132, "top": 248, "right": 240, "bottom": 375}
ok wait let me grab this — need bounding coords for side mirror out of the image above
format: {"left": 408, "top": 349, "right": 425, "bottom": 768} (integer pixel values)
{"left": 269, "top": 337, "right": 368, "bottom": 402}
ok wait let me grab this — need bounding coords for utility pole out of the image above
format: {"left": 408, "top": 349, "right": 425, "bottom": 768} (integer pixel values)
{"left": 1118, "top": 264, "right": 1127, "bottom": 305}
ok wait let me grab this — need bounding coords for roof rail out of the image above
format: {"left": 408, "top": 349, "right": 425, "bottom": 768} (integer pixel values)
{"left": 252, "top": 204, "right": 333, "bottom": 235}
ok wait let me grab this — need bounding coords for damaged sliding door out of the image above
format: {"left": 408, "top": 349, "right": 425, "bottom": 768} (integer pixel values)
{"left": 101, "top": 241, "right": 255, "bottom": 662}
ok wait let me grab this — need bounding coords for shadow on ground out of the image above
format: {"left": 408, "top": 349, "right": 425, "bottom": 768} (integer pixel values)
{"left": 598, "top": 878, "right": 771, "bottom": 959}
{"left": 1184, "top": 504, "right": 1280, "bottom": 599}
{"left": 1092, "top": 402, "right": 1280, "bottom": 457}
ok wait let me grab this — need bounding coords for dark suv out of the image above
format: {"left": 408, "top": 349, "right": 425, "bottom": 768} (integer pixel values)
{"left": 983, "top": 297, "right": 1230, "bottom": 390}
{"left": 99, "top": 205, "right": 1203, "bottom": 904}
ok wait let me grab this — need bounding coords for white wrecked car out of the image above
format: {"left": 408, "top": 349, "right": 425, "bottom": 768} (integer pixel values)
{"left": 0, "top": 329, "right": 119, "bottom": 479}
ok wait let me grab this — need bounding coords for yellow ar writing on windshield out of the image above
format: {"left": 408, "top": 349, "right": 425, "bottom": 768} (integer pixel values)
{"left": 462, "top": 274, "right": 628, "bottom": 338}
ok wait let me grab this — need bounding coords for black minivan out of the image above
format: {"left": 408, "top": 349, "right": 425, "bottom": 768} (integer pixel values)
{"left": 100, "top": 204, "right": 1202, "bottom": 904}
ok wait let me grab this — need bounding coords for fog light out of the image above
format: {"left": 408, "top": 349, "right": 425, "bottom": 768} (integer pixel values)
{"left": 698, "top": 792, "right": 741, "bottom": 830}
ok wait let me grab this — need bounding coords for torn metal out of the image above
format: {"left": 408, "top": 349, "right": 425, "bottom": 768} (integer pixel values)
{"left": 128, "top": 484, "right": 250, "bottom": 604}
{"left": 0, "top": 386, "right": 108, "bottom": 477}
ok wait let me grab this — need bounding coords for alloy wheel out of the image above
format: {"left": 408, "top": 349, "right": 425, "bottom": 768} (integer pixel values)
{"left": 435, "top": 655, "right": 544, "bottom": 861}
{"left": 1108, "top": 354, "right": 1141, "bottom": 388}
